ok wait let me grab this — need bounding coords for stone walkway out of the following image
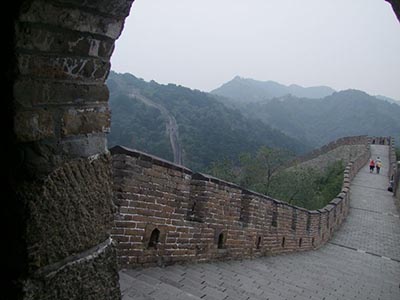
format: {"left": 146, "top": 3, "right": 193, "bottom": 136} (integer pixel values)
{"left": 120, "top": 145, "right": 400, "bottom": 300}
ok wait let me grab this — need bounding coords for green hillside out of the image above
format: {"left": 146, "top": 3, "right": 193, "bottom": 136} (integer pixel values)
{"left": 107, "top": 72, "right": 309, "bottom": 171}
{"left": 242, "top": 90, "right": 400, "bottom": 147}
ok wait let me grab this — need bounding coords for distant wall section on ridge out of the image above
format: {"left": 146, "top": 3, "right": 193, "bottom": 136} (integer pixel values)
{"left": 286, "top": 136, "right": 369, "bottom": 170}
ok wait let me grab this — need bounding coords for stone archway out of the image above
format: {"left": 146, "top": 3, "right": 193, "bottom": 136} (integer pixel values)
{"left": 6, "top": 1, "right": 135, "bottom": 299}
{"left": 5, "top": 1, "right": 399, "bottom": 299}
{"left": 386, "top": 0, "right": 400, "bottom": 22}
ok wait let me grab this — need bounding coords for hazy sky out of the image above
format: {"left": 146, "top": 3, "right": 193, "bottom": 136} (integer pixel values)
{"left": 111, "top": 0, "right": 400, "bottom": 100}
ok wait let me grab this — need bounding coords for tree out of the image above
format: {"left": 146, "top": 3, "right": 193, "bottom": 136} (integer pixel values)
{"left": 253, "top": 146, "right": 290, "bottom": 195}
{"left": 269, "top": 167, "right": 320, "bottom": 207}
{"left": 208, "top": 146, "right": 292, "bottom": 193}
{"left": 208, "top": 159, "right": 237, "bottom": 184}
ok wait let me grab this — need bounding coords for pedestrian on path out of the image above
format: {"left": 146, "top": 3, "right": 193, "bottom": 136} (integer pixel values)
{"left": 388, "top": 176, "right": 394, "bottom": 192}
{"left": 376, "top": 157, "right": 382, "bottom": 174}
{"left": 369, "top": 159, "right": 375, "bottom": 173}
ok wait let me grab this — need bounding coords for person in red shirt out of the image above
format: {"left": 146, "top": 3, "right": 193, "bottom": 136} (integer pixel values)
{"left": 369, "top": 159, "right": 375, "bottom": 173}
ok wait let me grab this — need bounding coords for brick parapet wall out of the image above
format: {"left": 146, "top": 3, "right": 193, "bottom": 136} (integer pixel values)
{"left": 372, "top": 136, "right": 398, "bottom": 198}
{"left": 396, "top": 162, "right": 400, "bottom": 200}
{"left": 110, "top": 142, "right": 370, "bottom": 268}
{"left": 386, "top": 137, "right": 400, "bottom": 198}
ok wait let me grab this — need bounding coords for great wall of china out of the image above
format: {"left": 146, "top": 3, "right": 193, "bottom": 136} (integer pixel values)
{"left": 110, "top": 136, "right": 371, "bottom": 267}
{"left": 5, "top": 1, "right": 400, "bottom": 299}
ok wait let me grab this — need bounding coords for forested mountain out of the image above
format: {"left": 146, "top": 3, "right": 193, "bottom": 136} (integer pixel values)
{"left": 107, "top": 72, "right": 400, "bottom": 170}
{"left": 107, "top": 72, "right": 309, "bottom": 171}
{"left": 211, "top": 78, "right": 400, "bottom": 146}
{"left": 211, "top": 76, "right": 336, "bottom": 103}
{"left": 234, "top": 90, "right": 400, "bottom": 147}
{"left": 375, "top": 94, "right": 400, "bottom": 105}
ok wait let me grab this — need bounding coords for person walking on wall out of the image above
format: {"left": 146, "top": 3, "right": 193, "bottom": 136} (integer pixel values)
{"left": 376, "top": 157, "right": 382, "bottom": 174}
{"left": 388, "top": 178, "right": 394, "bottom": 192}
{"left": 369, "top": 159, "right": 375, "bottom": 173}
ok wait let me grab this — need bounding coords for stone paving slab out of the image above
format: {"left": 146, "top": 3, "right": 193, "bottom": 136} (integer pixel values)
{"left": 120, "top": 145, "right": 400, "bottom": 300}
{"left": 120, "top": 244, "right": 400, "bottom": 300}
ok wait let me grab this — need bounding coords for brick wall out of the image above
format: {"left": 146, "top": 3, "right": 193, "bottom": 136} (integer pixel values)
{"left": 110, "top": 142, "right": 370, "bottom": 268}
{"left": 396, "top": 162, "right": 400, "bottom": 200}
{"left": 387, "top": 137, "right": 400, "bottom": 199}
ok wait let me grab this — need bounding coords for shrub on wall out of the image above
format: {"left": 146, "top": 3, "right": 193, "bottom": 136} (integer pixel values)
{"left": 268, "top": 160, "right": 345, "bottom": 210}
{"left": 209, "top": 147, "right": 345, "bottom": 210}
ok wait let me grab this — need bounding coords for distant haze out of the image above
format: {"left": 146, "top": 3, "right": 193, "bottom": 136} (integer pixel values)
{"left": 111, "top": 0, "right": 400, "bottom": 100}
{"left": 211, "top": 77, "right": 337, "bottom": 102}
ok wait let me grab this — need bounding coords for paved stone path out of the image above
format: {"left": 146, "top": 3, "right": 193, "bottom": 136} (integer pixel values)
{"left": 120, "top": 145, "right": 400, "bottom": 300}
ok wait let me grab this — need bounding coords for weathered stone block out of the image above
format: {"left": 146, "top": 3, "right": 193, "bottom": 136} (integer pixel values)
{"left": 14, "top": 109, "right": 55, "bottom": 142}
{"left": 18, "top": 54, "right": 110, "bottom": 82}
{"left": 16, "top": 24, "right": 115, "bottom": 59}
{"left": 59, "top": 133, "right": 108, "bottom": 158}
{"left": 62, "top": 107, "right": 110, "bottom": 136}
{"left": 14, "top": 79, "right": 109, "bottom": 108}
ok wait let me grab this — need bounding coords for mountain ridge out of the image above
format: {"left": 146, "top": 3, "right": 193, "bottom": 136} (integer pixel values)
{"left": 211, "top": 76, "right": 400, "bottom": 106}
{"left": 238, "top": 89, "right": 400, "bottom": 147}
{"left": 211, "top": 76, "right": 336, "bottom": 102}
